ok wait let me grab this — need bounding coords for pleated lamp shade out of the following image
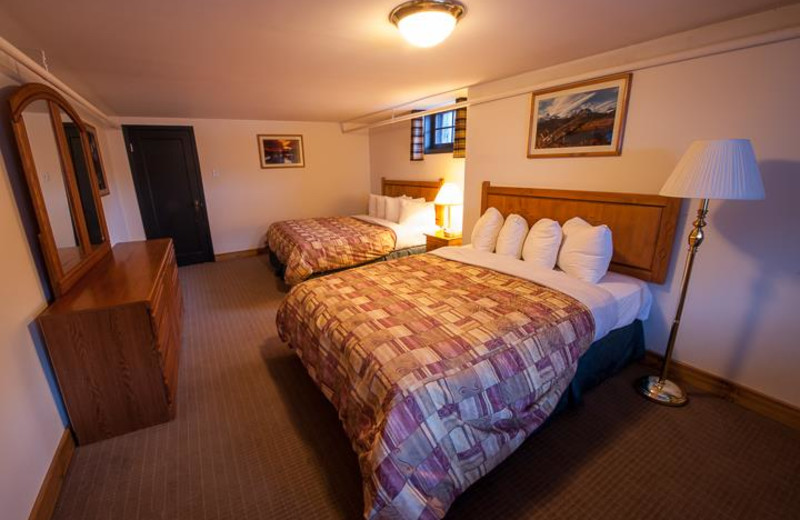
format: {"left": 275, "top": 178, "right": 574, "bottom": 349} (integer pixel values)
{"left": 660, "top": 139, "right": 765, "bottom": 200}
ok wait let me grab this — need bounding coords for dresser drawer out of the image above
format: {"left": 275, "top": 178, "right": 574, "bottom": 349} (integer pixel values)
{"left": 151, "top": 251, "right": 177, "bottom": 321}
{"left": 153, "top": 296, "right": 179, "bottom": 408}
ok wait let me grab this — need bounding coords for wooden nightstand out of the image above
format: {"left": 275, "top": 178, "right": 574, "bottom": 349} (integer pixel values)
{"left": 425, "top": 230, "right": 462, "bottom": 252}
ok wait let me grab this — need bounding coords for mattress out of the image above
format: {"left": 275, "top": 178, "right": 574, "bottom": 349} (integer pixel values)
{"left": 267, "top": 216, "right": 397, "bottom": 285}
{"left": 352, "top": 214, "right": 429, "bottom": 249}
{"left": 277, "top": 249, "right": 652, "bottom": 518}
{"left": 430, "top": 246, "right": 653, "bottom": 341}
{"left": 267, "top": 215, "right": 431, "bottom": 285}
{"left": 278, "top": 253, "right": 601, "bottom": 518}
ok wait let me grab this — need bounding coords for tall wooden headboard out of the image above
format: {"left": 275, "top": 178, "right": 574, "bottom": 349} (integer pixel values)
{"left": 382, "top": 177, "right": 444, "bottom": 201}
{"left": 481, "top": 181, "right": 681, "bottom": 283}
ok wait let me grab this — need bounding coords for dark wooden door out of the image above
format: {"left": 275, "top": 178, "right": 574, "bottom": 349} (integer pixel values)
{"left": 123, "top": 126, "right": 214, "bottom": 265}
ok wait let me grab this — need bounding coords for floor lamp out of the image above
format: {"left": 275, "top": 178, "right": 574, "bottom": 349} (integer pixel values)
{"left": 636, "top": 139, "right": 765, "bottom": 406}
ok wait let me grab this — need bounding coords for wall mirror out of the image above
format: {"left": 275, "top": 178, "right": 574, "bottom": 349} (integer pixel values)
{"left": 9, "top": 83, "right": 111, "bottom": 297}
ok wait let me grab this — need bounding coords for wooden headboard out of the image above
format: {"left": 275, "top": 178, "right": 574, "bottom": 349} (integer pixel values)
{"left": 481, "top": 181, "right": 681, "bottom": 283}
{"left": 382, "top": 177, "right": 443, "bottom": 201}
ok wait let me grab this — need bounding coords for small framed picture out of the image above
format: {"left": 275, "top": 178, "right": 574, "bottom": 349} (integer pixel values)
{"left": 258, "top": 134, "right": 305, "bottom": 169}
{"left": 85, "top": 123, "right": 110, "bottom": 196}
{"left": 527, "top": 73, "right": 632, "bottom": 158}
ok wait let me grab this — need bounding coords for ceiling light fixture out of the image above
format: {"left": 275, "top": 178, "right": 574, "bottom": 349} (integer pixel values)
{"left": 389, "top": 0, "right": 466, "bottom": 48}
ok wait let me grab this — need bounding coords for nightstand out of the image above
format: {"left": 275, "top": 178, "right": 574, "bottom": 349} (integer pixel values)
{"left": 425, "top": 230, "right": 462, "bottom": 252}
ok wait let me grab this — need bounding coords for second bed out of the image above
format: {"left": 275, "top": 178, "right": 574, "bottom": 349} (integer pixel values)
{"left": 267, "top": 178, "right": 443, "bottom": 285}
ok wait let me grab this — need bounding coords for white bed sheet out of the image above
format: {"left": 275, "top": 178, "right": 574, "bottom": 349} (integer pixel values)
{"left": 430, "top": 246, "right": 652, "bottom": 341}
{"left": 351, "top": 214, "right": 429, "bottom": 250}
{"left": 595, "top": 271, "right": 652, "bottom": 332}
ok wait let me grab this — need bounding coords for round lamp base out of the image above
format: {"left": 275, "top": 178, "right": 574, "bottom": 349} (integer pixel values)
{"left": 636, "top": 375, "right": 688, "bottom": 407}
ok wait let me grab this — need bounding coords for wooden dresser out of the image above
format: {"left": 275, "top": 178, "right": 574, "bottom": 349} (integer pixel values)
{"left": 38, "top": 239, "right": 182, "bottom": 444}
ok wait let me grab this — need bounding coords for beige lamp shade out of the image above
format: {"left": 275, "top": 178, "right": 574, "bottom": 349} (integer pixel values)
{"left": 660, "top": 139, "right": 765, "bottom": 200}
{"left": 434, "top": 182, "right": 463, "bottom": 205}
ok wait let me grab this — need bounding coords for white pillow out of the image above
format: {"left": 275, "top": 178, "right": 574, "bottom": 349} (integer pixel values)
{"left": 399, "top": 199, "right": 435, "bottom": 229}
{"left": 385, "top": 197, "right": 403, "bottom": 223}
{"left": 557, "top": 217, "right": 613, "bottom": 283}
{"left": 470, "top": 207, "right": 504, "bottom": 252}
{"left": 368, "top": 194, "right": 381, "bottom": 217}
{"left": 495, "top": 214, "right": 529, "bottom": 258}
{"left": 376, "top": 195, "right": 388, "bottom": 220}
{"left": 522, "top": 218, "right": 562, "bottom": 269}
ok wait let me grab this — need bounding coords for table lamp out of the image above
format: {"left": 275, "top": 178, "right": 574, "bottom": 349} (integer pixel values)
{"left": 434, "top": 182, "right": 463, "bottom": 237}
{"left": 637, "top": 139, "right": 765, "bottom": 406}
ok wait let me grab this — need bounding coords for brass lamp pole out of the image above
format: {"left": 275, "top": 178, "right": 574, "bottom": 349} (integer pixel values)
{"left": 636, "top": 139, "right": 764, "bottom": 407}
{"left": 636, "top": 199, "right": 708, "bottom": 406}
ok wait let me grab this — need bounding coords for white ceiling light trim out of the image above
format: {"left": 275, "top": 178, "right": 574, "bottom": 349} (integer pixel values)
{"left": 390, "top": 0, "right": 466, "bottom": 48}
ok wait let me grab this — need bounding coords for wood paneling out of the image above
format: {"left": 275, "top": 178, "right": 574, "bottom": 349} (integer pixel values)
{"left": 642, "top": 352, "right": 800, "bottom": 431}
{"left": 480, "top": 182, "right": 681, "bottom": 283}
{"left": 28, "top": 429, "right": 74, "bottom": 520}
{"left": 38, "top": 239, "right": 182, "bottom": 444}
{"left": 381, "top": 177, "right": 444, "bottom": 201}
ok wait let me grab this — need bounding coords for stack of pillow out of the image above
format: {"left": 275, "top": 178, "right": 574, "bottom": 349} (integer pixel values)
{"left": 470, "top": 207, "right": 613, "bottom": 283}
{"left": 368, "top": 194, "right": 435, "bottom": 228}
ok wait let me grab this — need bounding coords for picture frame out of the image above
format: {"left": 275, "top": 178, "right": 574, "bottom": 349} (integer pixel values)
{"left": 527, "top": 73, "right": 632, "bottom": 158}
{"left": 257, "top": 134, "right": 305, "bottom": 169}
{"left": 85, "top": 123, "right": 110, "bottom": 196}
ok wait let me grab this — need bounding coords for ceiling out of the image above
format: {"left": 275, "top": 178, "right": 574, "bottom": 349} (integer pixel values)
{"left": 0, "top": 0, "right": 790, "bottom": 122}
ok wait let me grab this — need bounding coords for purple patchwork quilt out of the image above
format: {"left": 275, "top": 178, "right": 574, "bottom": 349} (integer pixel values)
{"left": 276, "top": 254, "right": 595, "bottom": 519}
{"left": 267, "top": 216, "right": 396, "bottom": 285}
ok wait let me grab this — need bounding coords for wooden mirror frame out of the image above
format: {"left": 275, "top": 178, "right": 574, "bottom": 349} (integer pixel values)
{"left": 9, "top": 83, "right": 111, "bottom": 297}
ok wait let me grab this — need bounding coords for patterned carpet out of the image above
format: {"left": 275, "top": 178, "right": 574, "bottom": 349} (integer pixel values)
{"left": 52, "top": 257, "right": 800, "bottom": 520}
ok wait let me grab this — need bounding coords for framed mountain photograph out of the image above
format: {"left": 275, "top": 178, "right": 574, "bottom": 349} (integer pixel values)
{"left": 258, "top": 134, "right": 305, "bottom": 168}
{"left": 527, "top": 73, "right": 632, "bottom": 158}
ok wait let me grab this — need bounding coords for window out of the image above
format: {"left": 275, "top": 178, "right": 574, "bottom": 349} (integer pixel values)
{"left": 423, "top": 110, "right": 455, "bottom": 154}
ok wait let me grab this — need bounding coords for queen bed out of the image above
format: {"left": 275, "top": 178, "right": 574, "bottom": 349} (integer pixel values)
{"left": 267, "top": 177, "right": 443, "bottom": 285}
{"left": 276, "top": 182, "right": 680, "bottom": 519}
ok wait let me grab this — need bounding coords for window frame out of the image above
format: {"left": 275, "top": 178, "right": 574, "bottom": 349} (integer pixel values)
{"left": 423, "top": 110, "right": 455, "bottom": 154}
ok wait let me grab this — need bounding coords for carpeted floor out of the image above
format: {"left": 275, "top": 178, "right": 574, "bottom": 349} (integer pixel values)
{"left": 53, "top": 257, "right": 800, "bottom": 520}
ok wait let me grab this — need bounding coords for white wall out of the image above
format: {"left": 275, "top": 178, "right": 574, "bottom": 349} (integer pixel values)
{"left": 0, "top": 71, "right": 66, "bottom": 520}
{"left": 369, "top": 120, "right": 465, "bottom": 190}
{"left": 117, "top": 117, "right": 371, "bottom": 254}
{"left": 463, "top": 38, "right": 800, "bottom": 406}
{"left": 93, "top": 125, "right": 140, "bottom": 244}
{"left": 369, "top": 120, "right": 465, "bottom": 230}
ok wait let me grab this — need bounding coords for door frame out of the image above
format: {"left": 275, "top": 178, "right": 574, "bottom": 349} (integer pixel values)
{"left": 122, "top": 125, "right": 215, "bottom": 264}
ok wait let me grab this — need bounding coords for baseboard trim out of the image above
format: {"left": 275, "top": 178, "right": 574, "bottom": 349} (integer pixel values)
{"left": 214, "top": 248, "right": 265, "bottom": 262}
{"left": 642, "top": 352, "right": 800, "bottom": 431}
{"left": 29, "top": 428, "right": 75, "bottom": 520}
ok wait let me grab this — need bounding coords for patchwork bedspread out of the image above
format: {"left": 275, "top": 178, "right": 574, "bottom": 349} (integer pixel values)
{"left": 276, "top": 254, "right": 596, "bottom": 519}
{"left": 267, "top": 216, "right": 397, "bottom": 285}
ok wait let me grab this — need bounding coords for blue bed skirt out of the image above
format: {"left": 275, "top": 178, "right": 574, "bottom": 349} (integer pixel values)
{"left": 554, "top": 319, "right": 645, "bottom": 414}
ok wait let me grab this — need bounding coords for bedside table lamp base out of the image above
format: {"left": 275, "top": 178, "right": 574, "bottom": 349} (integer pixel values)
{"left": 441, "top": 205, "right": 458, "bottom": 237}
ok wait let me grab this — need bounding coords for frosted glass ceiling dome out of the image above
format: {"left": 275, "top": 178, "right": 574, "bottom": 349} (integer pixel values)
{"left": 390, "top": 0, "right": 466, "bottom": 48}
